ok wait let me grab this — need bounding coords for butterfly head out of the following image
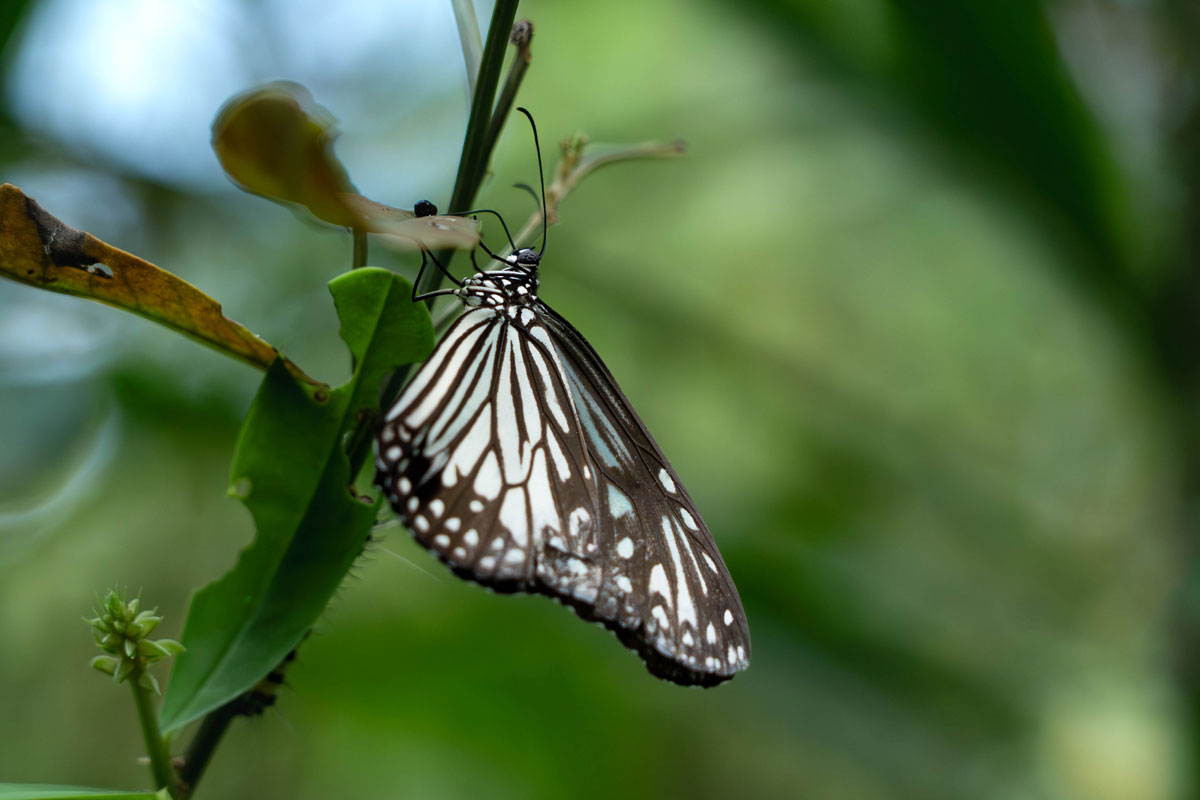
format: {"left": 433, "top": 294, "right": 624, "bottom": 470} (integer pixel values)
{"left": 507, "top": 247, "right": 542, "bottom": 271}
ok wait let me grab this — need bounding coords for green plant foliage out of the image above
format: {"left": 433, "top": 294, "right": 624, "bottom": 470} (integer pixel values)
{"left": 0, "top": 787, "right": 162, "bottom": 800}
{"left": 158, "top": 268, "right": 433, "bottom": 732}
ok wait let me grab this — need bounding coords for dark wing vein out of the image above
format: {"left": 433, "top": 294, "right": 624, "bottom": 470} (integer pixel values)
{"left": 376, "top": 299, "right": 749, "bottom": 686}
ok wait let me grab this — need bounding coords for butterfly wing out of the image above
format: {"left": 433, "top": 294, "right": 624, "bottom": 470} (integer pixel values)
{"left": 535, "top": 303, "right": 751, "bottom": 685}
{"left": 376, "top": 302, "right": 750, "bottom": 686}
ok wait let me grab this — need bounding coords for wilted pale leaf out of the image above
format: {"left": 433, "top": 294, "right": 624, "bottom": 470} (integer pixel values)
{"left": 212, "top": 81, "right": 358, "bottom": 227}
{"left": 339, "top": 194, "right": 480, "bottom": 251}
{"left": 0, "top": 184, "right": 320, "bottom": 386}
{"left": 213, "top": 82, "right": 480, "bottom": 251}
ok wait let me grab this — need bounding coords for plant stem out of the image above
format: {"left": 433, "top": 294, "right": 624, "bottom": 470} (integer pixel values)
{"left": 351, "top": 226, "right": 368, "bottom": 269}
{"left": 424, "top": 0, "right": 521, "bottom": 298}
{"left": 450, "top": 0, "right": 483, "bottom": 98}
{"left": 177, "top": 698, "right": 243, "bottom": 797}
{"left": 175, "top": 7, "right": 526, "bottom": 793}
{"left": 504, "top": 138, "right": 687, "bottom": 255}
{"left": 130, "top": 672, "right": 179, "bottom": 798}
{"left": 482, "top": 20, "right": 534, "bottom": 173}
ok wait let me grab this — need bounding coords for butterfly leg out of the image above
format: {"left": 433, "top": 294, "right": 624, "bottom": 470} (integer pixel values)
{"left": 411, "top": 247, "right": 464, "bottom": 303}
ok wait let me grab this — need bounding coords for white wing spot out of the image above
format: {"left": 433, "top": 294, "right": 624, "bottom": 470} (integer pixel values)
{"left": 444, "top": 517, "right": 461, "bottom": 532}
{"left": 491, "top": 537, "right": 505, "bottom": 550}
{"left": 724, "top": 609, "right": 734, "bottom": 626}
{"left": 469, "top": 499, "right": 484, "bottom": 513}
{"left": 727, "top": 645, "right": 737, "bottom": 665}
{"left": 661, "top": 516, "right": 697, "bottom": 627}
{"left": 398, "top": 477, "right": 412, "bottom": 494}
{"left": 406, "top": 497, "right": 419, "bottom": 513}
{"left": 617, "top": 537, "right": 634, "bottom": 559}
{"left": 479, "top": 555, "right": 496, "bottom": 570}
{"left": 649, "top": 564, "right": 671, "bottom": 606}
{"left": 433, "top": 533, "right": 449, "bottom": 548}
{"left": 704, "top": 552, "right": 719, "bottom": 573}
{"left": 616, "top": 576, "right": 633, "bottom": 593}
{"left": 706, "top": 623, "right": 717, "bottom": 644}
{"left": 680, "top": 508, "right": 699, "bottom": 531}
{"left": 737, "top": 645, "right": 746, "bottom": 662}
{"left": 682, "top": 630, "right": 694, "bottom": 647}
{"left": 658, "top": 468, "right": 676, "bottom": 493}
{"left": 474, "top": 451, "right": 502, "bottom": 500}
{"left": 464, "top": 529, "right": 479, "bottom": 547}
{"left": 546, "top": 432, "right": 571, "bottom": 480}
{"left": 651, "top": 605, "right": 671, "bottom": 630}
{"left": 607, "top": 484, "right": 633, "bottom": 518}
{"left": 386, "top": 445, "right": 402, "bottom": 461}
{"left": 381, "top": 427, "right": 395, "bottom": 443}
{"left": 504, "top": 548, "right": 526, "bottom": 565}
{"left": 453, "top": 547, "right": 467, "bottom": 560}
{"left": 499, "top": 488, "right": 529, "bottom": 546}
{"left": 568, "top": 508, "right": 591, "bottom": 540}
{"left": 429, "top": 499, "right": 444, "bottom": 517}
{"left": 414, "top": 516, "right": 429, "bottom": 533}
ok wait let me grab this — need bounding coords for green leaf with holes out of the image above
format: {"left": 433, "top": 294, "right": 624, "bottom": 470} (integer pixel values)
{"left": 159, "top": 267, "right": 433, "bottom": 732}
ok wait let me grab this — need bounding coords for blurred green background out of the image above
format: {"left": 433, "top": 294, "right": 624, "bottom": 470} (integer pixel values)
{"left": 2, "top": 0, "right": 1198, "bottom": 798}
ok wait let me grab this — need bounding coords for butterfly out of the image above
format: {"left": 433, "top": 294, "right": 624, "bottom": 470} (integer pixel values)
{"left": 374, "top": 110, "right": 749, "bottom": 686}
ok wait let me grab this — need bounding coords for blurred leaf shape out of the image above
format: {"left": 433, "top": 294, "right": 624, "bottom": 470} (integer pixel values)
{"left": 159, "top": 267, "right": 434, "bottom": 733}
{"left": 0, "top": 786, "right": 162, "bottom": 800}
{"left": 213, "top": 82, "right": 480, "bottom": 250}
{"left": 340, "top": 193, "right": 481, "bottom": 252}
{"left": 0, "top": 183, "right": 319, "bottom": 386}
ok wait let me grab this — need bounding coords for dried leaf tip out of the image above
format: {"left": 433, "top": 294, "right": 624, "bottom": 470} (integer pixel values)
{"left": 510, "top": 19, "right": 534, "bottom": 48}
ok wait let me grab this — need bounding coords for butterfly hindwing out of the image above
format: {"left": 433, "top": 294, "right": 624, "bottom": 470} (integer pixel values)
{"left": 539, "top": 304, "right": 751, "bottom": 683}
{"left": 376, "top": 283, "right": 749, "bottom": 686}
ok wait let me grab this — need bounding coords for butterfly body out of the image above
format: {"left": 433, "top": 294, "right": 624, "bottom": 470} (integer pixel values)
{"left": 375, "top": 248, "right": 750, "bottom": 686}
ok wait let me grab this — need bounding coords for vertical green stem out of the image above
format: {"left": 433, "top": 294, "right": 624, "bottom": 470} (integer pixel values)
{"left": 351, "top": 226, "right": 368, "bottom": 269}
{"left": 418, "top": 0, "right": 520, "bottom": 299}
{"left": 130, "top": 672, "right": 178, "bottom": 797}
{"left": 177, "top": 6, "right": 529, "bottom": 793}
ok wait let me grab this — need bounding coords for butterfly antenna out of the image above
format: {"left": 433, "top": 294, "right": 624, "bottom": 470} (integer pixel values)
{"left": 454, "top": 207, "right": 517, "bottom": 252}
{"left": 516, "top": 107, "right": 547, "bottom": 257}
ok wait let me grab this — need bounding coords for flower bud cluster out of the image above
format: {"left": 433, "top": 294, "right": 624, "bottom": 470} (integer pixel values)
{"left": 87, "top": 590, "right": 184, "bottom": 694}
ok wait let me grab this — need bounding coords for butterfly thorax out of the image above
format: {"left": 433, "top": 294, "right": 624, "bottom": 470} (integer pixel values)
{"left": 455, "top": 248, "right": 541, "bottom": 314}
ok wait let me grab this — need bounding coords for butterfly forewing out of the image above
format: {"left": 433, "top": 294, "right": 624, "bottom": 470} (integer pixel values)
{"left": 376, "top": 273, "right": 749, "bottom": 686}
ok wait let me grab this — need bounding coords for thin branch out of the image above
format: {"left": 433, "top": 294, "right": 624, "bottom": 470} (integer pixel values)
{"left": 506, "top": 136, "right": 687, "bottom": 254}
{"left": 450, "top": 0, "right": 483, "bottom": 99}
{"left": 483, "top": 20, "right": 535, "bottom": 170}
{"left": 130, "top": 672, "right": 180, "bottom": 798}
{"left": 177, "top": 698, "right": 243, "bottom": 798}
{"left": 439, "top": 0, "right": 522, "bottom": 264}
{"left": 172, "top": 5, "right": 522, "bottom": 793}
{"left": 351, "top": 226, "right": 368, "bottom": 269}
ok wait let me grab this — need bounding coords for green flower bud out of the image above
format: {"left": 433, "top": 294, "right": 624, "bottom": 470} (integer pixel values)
{"left": 86, "top": 588, "right": 182, "bottom": 689}
{"left": 90, "top": 655, "right": 119, "bottom": 676}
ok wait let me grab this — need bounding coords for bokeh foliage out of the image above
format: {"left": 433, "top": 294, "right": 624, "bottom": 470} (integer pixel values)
{"left": 1, "top": 1, "right": 1196, "bottom": 799}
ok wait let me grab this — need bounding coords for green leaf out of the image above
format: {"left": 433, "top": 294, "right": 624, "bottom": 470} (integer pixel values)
{"left": 0, "top": 787, "right": 159, "bottom": 800}
{"left": 159, "top": 268, "right": 433, "bottom": 732}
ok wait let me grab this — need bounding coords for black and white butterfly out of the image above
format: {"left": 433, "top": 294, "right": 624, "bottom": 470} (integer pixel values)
{"left": 374, "top": 110, "right": 749, "bottom": 686}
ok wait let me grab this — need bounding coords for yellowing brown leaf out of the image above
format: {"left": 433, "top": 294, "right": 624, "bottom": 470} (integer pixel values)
{"left": 0, "top": 183, "right": 321, "bottom": 386}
